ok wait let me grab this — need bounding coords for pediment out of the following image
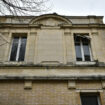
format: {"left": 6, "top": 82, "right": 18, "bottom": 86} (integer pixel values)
{"left": 30, "top": 14, "right": 72, "bottom": 26}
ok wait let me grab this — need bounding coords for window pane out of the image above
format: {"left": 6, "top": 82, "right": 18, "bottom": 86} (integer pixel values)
{"left": 18, "top": 37, "right": 27, "bottom": 61}
{"left": 81, "top": 95, "right": 98, "bottom": 105}
{"left": 75, "top": 43, "right": 82, "bottom": 61}
{"left": 74, "top": 35, "right": 82, "bottom": 61}
{"left": 74, "top": 35, "right": 81, "bottom": 43}
{"left": 10, "top": 37, "right": 19, "bottom": 61}
{"left": 82, "top": 38, "right": 91, "bottom": 61}
{"left": 82, "top": 37, "right": 89, "bottom": 44}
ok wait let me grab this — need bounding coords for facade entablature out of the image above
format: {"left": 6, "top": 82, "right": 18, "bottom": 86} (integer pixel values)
{"left": 0, "top": 14, "right": 104, "bottom": 29}
{"left": 0, "top": 13, "right": 104, "bottom": 25}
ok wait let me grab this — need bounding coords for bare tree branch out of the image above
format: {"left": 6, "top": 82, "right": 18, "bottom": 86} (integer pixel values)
{"left": 0, "top": 0, "right": 51, "bottom": 16}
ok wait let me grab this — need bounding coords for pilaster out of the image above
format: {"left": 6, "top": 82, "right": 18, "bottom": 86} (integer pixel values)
{"left": 90, "top": 29, "right": 99, "bottom": 61}
{"left": 1, "top": 32, "right": 11, "bottom": 62}
{"left": 64, "top": 29, "right": 75, "bottom": 64}
{"left": 25, "top": 32, "right": 37, "bottom": 63}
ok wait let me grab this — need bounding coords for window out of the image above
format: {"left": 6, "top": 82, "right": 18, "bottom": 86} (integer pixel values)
{"left": 10, "top": 36, "right": 27, "bottom": 61}
{"left": 74, "top": 34, "right": 92, "bottom": 61}
{"left": 81, "top": 94, "right": 101, "bottom": 105}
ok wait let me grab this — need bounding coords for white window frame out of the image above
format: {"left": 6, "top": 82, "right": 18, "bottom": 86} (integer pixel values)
{"left": 80, "top": 38, "right": 92, "bottom": 61}
{"left": 16, "top": 37, "right": 21, "bottom": 61}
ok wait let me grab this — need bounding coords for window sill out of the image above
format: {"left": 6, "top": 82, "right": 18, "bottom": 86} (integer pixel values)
{"left": 1, "top": 61, "right": 26, "bottom": 65}
{"left": 75, "top": 61, "right": 96, "bottom": 66}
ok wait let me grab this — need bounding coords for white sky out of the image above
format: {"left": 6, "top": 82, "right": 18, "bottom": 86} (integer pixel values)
{"left": 46, "top": 0, "right": 105, "bottom": 23}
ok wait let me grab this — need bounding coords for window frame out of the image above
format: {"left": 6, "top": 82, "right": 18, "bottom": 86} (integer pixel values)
{"left": 9, "top": 34, "right": 27, "bottom": 62}
{"left": 74, "top": 34, "right": 93, "bottom": 62}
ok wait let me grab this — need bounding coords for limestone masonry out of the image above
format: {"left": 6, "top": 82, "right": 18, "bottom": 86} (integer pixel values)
{"left": 0, "top": 13, "right": 105, "bottom": 105}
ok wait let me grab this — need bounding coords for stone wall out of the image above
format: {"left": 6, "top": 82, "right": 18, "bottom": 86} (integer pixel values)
{"left": 0, "top": 80, "right": 104, "bottom": 105}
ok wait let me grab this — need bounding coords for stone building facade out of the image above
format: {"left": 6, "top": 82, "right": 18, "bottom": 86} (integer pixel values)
{"left": 0, "top": 13, "right": 105, "bottom": 105}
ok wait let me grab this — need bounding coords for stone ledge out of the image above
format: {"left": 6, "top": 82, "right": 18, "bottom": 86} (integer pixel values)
{"left": 0, "top": 61, "right": 101, "bottom": 67}
{"left": 0, "top": 23, "right": 105, "bottom": 28}
{"left": 0, "top": 75, "right": 105, "bottom": 80}
{"left": 76, "top": 89, "right": 103, "bottom": 92}
{"left": 0, "top": 61, "right": 105, "bottom": 68}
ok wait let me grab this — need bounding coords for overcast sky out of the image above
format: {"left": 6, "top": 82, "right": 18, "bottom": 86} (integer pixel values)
{"left": 47, "top": 0, "right": 105, "bottom": 23}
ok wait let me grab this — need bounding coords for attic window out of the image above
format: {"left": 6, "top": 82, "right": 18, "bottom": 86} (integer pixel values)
{"left": 74, "top": 34, "right": 92, "bottom": 61}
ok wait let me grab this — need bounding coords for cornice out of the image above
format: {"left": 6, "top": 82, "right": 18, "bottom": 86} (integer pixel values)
{"left": 61, "top": 24, "right": 105, "bottom": 28}
{"left": 0, "top": 23, "right": 105, "bottom": 29}
{"left": 0, "top": 23, "right": 41, "bottom": 28}
{"left": 0, "top": 75, "right": 105, "bottom": 80}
